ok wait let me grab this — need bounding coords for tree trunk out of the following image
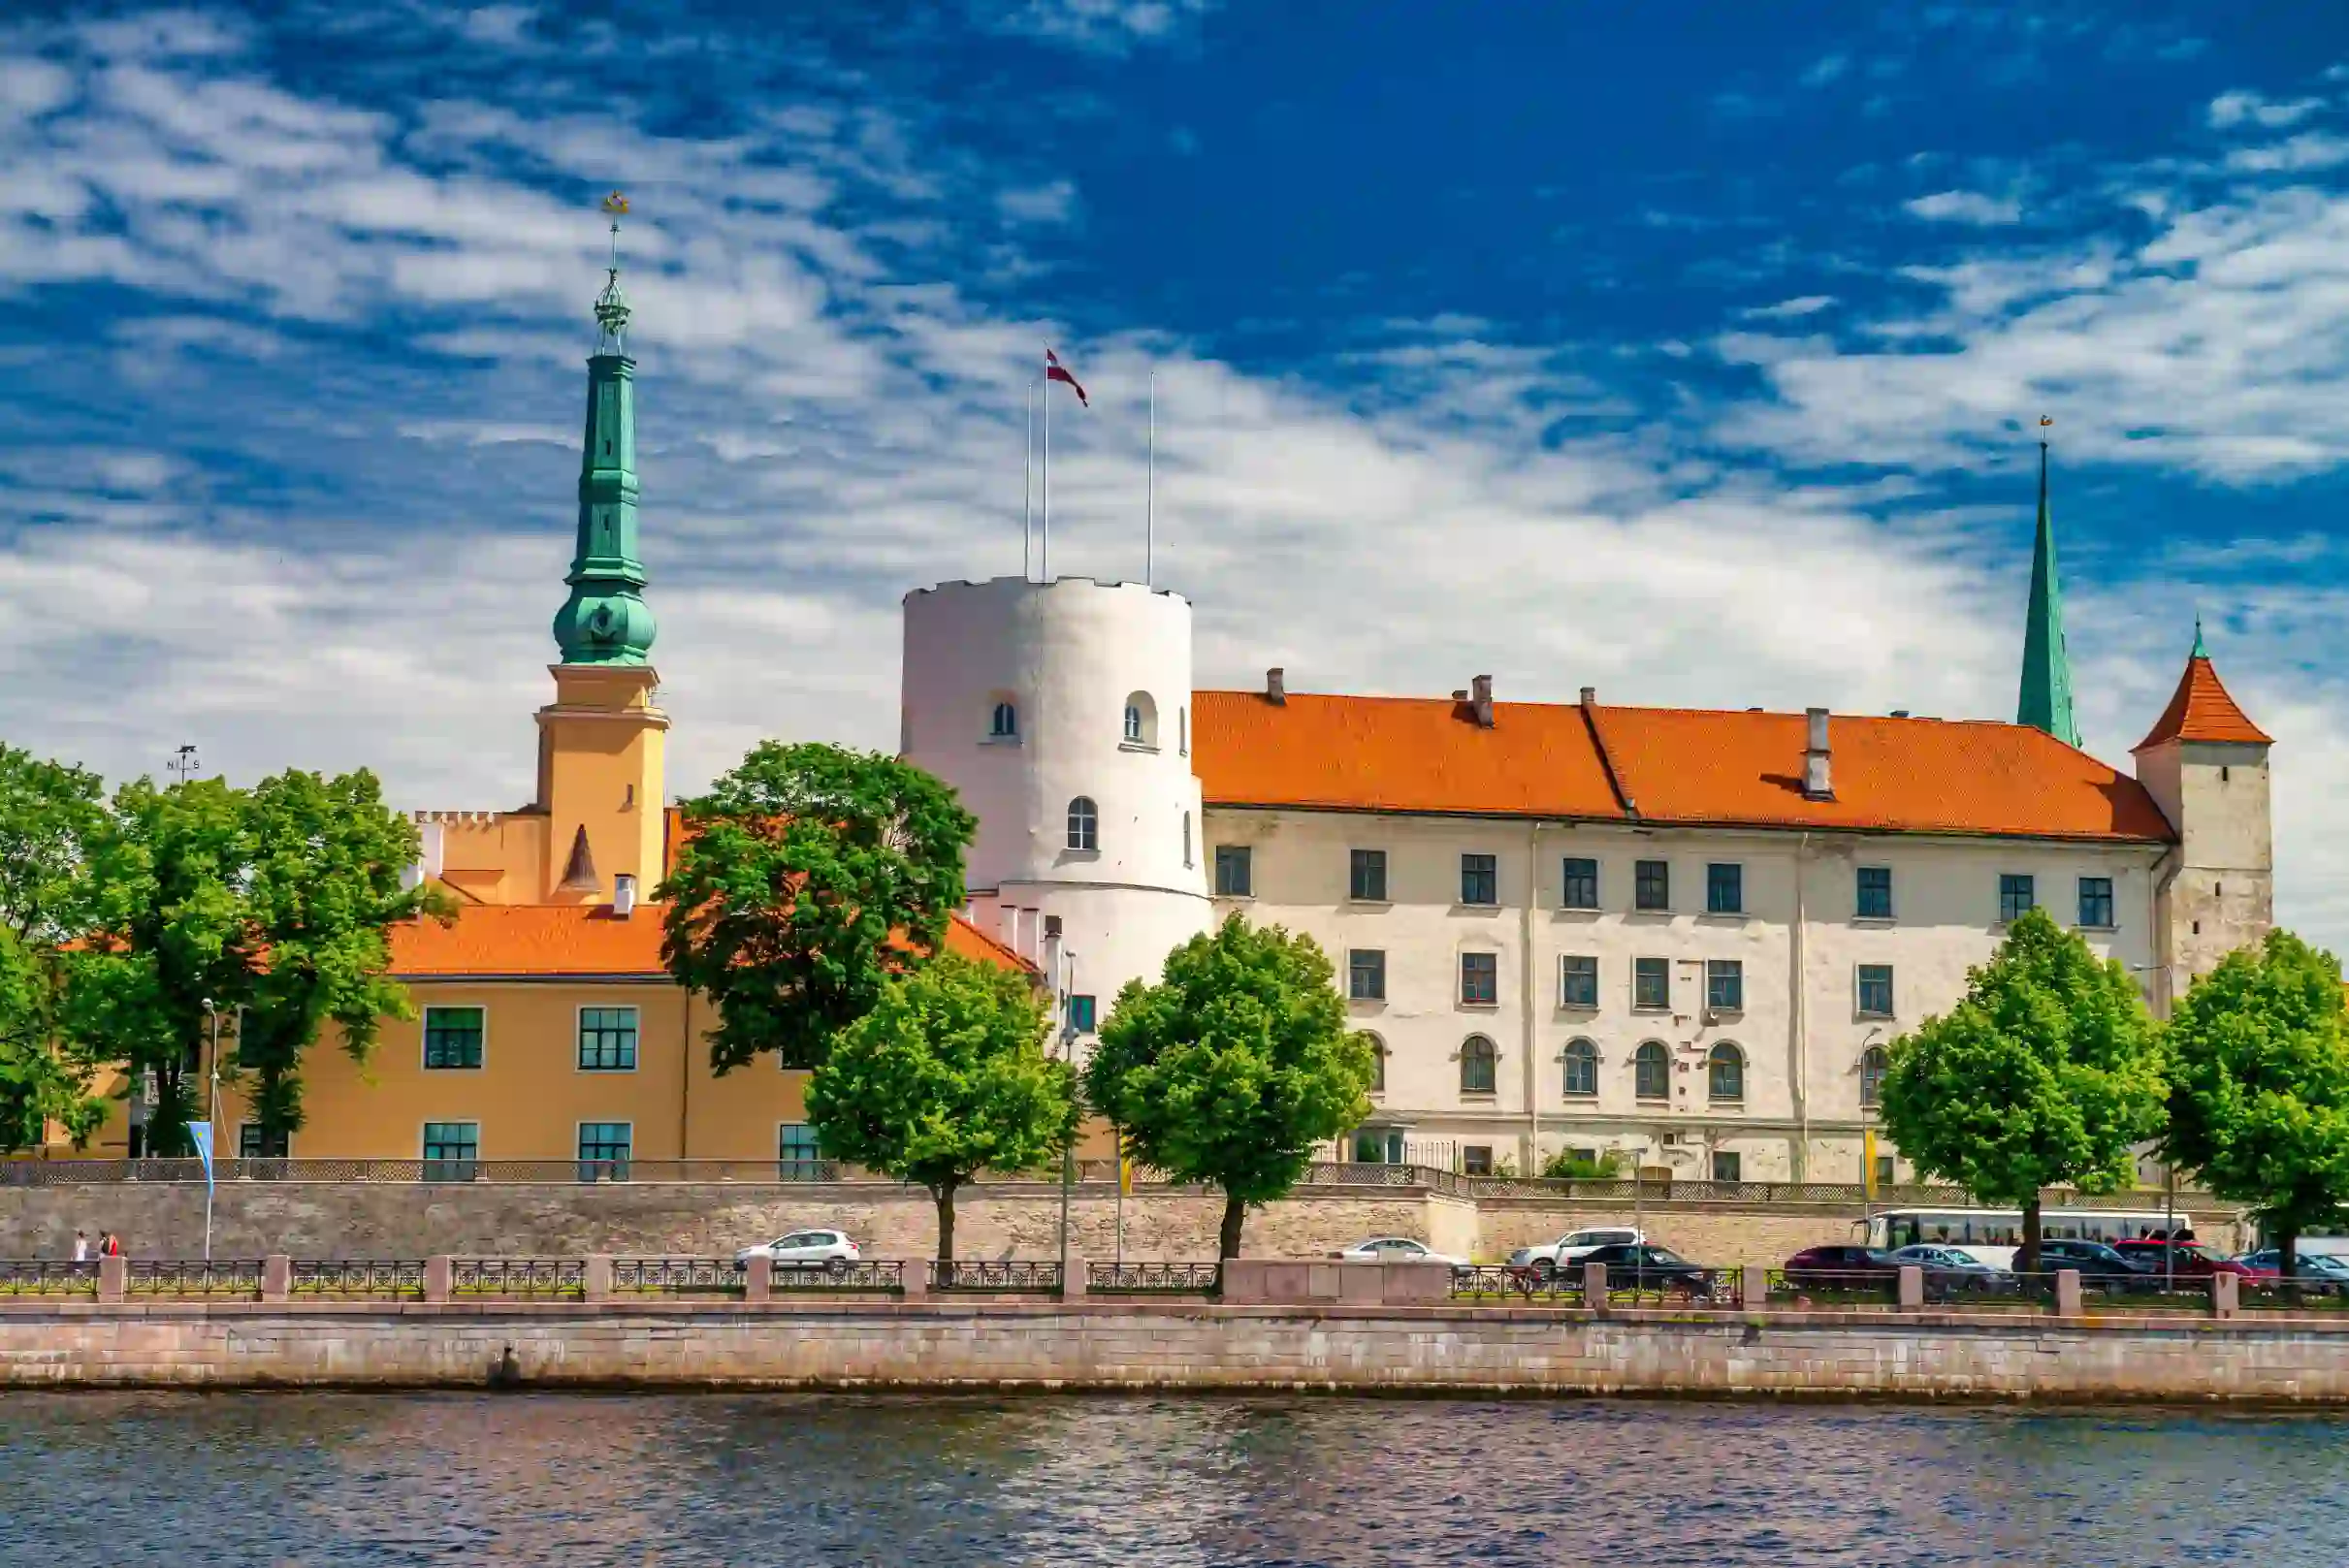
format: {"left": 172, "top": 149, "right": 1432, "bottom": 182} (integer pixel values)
{"left": 1217, "top": 1190, "right": 1247, "bottom": 1261}
{"left": 2019, "top": 1194, "right": 2042, "bottom": 1276}
{"left": 2279, "top": 1226, "right": 2298, "bottom": 1293}
{"left": 932, "top": 1181, "right": 958, "bottom": 1264}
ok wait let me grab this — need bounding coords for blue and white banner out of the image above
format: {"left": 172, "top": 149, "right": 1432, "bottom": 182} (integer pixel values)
{"left": 188, "top": 1122, "right": 214, "bottom": 1191}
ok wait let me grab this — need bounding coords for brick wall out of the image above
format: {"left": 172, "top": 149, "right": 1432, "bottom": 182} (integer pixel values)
{"left": 3, "top": 1299, "right": 2345, "bottom": 1401}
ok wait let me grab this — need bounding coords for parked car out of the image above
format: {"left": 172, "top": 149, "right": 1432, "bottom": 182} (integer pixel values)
{"left": 2236, "top": 1250, "right": 2349, "bottom": 1289}
{"left": 1508, "top": 1227, "right": 1644, "bottom": 1277}
{"left": 2034, "top": 1239, "right": 2152, "bottom": 1286}
{"left": 1332, "top": 1236, "right": 1469, "bottom": 1270}
{"left": 1574, "top": 1241, "right": 1716, "bottom": 1295}
{"left": 735, "top": 1229, "right": 860, "bottom": 1268}
{"left": 1780, "top": 1244, "right": 1900, "bottom": 1291}
{"left": 1888, "top": 1243, "right": 2014, "bottom": 1294}
{"left": 2110, "top": 1238, "right": 2272, "bottom": 1280}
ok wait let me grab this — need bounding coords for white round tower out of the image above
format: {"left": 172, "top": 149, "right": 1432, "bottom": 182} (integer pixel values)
{"left": 902, "top": 576, "right": 1212, "bottom": 1034}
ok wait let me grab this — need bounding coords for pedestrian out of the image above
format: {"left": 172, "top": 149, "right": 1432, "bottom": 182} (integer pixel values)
{"left": 102, "top": 1232, "right": 122, "bottom": 1259}
{"left": 71, "top": 1230, "right": 89, "bottom": 1262}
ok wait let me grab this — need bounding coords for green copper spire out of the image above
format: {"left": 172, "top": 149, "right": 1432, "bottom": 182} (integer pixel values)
{"left": 553, "top": 194, "right": 658, "bottom": 666}
{"left": 2191, "top": 615, "right": 2207, "bottom": 658}
{"left": 2016, "top": 423, "right": 2080, "bottom": 747}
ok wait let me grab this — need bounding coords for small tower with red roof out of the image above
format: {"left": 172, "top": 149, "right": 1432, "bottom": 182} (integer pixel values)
{"left": 2131, "top": 623, "right": 2274, "bottom": 1003}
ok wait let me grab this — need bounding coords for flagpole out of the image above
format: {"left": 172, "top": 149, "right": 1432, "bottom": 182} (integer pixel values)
{"left": 1042, "top": 348, "right": 1052, "bottom": 582}
{"left": 1146, "top": 370, "right": 1156, "bottom": 588}
{"left": 1023, "top": 378, "right": 1034, "bottom": 582}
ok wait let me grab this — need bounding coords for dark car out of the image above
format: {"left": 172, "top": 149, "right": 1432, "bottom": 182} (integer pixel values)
{"left": 1781, "top": 1245, "right": 1901, "bottom": 1293}
{"left": 1578, "top": 1242, "right": 1721, "bottom": 1297}
{"left": 2035, "top": 1239, "right": 2151, "bottom": 1286}
{"left": 2110, "top": 1239, "right": 2272, "bottom": 1280}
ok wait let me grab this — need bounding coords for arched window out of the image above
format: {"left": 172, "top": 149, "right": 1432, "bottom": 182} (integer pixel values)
{"left": 1066, "top": 796, "right": 1099, "bottom": 851}
{"left": 1708, "top": 1041, "right": 1745, "bottom": 1104}
{"left": 989, "top": 701, "right": 1017, "bottom": 739}
{"left": 1181, "top": 811, "right": 1193, "bottom": 867}
{"left": 1460, "top": 1035, "right": 1497, "bottom": 1095}
{"left": 1122, "top": 690, "right": 1158, "bottom": 747}
{"left": 1562, "top": 1038, "right": 1598, "bottom": 1098}
{"left": 1365, "top": 1033, "right": 1386, "bottom": 1094}
{"left": 1859, "top": 1045, "right": 1889, "bottom": 1108}
{"left": 1633, "top": 1040, "right": 1670, "bottom": 1101}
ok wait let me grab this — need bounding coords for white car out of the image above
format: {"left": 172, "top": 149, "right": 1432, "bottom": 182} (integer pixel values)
{"left": 1508, "top": 1227, "right": 1645, "bottom": 1276}
{"left": 735, "top": 1229, "right": 861, "bottom": 1267}
{"left": 1331, "top": 1236, "right": 1469, "bottom": 1269}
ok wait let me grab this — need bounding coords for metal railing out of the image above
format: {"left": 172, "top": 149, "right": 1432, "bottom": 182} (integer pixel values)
{"left": 1086, "top": 1261, "right": 1221, "bottom": 1295}
{"left": 1765, "top": 1268, "right": 1899, "bottom": 1307}
{"left": 770, "top": 1260, "right": 905, "bottom": 1293}
{"left": 1450, "top": 1264, "right": 1586, "bottom": 1304}
{"left": 1605, "top": 1267, "right": 1743, "bottom": 1307}
{"left": 127, "top": 1259, "right": 265, "bottom": 1297}
{"left": 2239, "top": 1277, "right": 2349, "bottom": 1312}
{"left": 934, "top": 1260, "right": 1064, "bottom": 1294}
{"left": 0, "top": 1260, "right": 99, "bottom": 1296}
{"left": 290, "top": 1259, "right": 427, "bottom": 1297}
{"left": 612, "top": 1258, "right": 745, "bottom": 1296}
{"left": 450, "top": 1258, "right": 586, "bottom": 1298}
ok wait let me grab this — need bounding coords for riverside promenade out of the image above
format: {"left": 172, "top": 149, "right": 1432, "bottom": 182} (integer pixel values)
{"left": 5, "top": 1256, "right": 2348, "bottom": 1402}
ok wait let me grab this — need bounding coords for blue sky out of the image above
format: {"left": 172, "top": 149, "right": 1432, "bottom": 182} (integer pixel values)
{"left": 7, "top": 2, "right": 2349, "bottom": 938}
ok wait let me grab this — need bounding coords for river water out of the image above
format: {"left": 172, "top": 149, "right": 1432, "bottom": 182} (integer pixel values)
{"left": 3, "top": 1392, "right": 2345, "bottom": 1565}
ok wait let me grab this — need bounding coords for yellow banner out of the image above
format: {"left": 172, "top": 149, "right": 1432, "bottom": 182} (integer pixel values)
{"left": 1863, "top": 1129, "right": 1879, "bottom": 1199}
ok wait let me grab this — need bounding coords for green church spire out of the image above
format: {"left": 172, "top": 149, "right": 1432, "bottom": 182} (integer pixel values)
{"left": 552, "top": 193, "right": 658, "bottom": 667}
{"left": 2016, "top": 422, "right": 2080, "bottom": 747}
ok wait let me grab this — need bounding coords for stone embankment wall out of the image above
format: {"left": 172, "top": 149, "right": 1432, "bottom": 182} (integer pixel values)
{"left": 2, "top": 1300, "right": 2341, "bottom": 1401}
{"left": 0, "top": 1183, "right": 2246, "bottom": 1264}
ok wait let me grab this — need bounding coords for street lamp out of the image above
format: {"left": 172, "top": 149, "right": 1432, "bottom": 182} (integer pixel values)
{"left": 1044, "top": 917, "right": 1077, "bottom": 1288}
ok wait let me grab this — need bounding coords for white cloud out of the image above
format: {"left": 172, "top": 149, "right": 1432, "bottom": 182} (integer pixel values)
{"left": 1905, "top": 189, "right": 2023, "bottom": 225}
{"left": 2225, "top": 133, "right": 2349, "bottom": 173}
{"left": 997, "top": 178, "right": 1077, "bottom": 225}
{"left": 981, "top": 0, "right": 1210, "bottom": 55}
{"left": 1743, "top": 295, "right": 1837, "bottom": 320}
{"left": 2207, "top": 89, "right": 2324, "bottom": 130}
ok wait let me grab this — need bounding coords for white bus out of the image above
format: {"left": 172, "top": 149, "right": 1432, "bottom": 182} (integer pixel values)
{"left": 1865, "top": 1207, "right": 2191, "bottom": 1268}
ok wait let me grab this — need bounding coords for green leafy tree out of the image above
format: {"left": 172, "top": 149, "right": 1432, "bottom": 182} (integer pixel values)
{"left": 1086, "top": 914, "right": 1375, "bottom": 1259}
{"left": 1879, "top": 908, "right": 2166, "bottom": 1274}
{"left": 62, "top": 769, "right": 437, "bottom": 1155}
{"left": 805, "top": 950, "right": 1078, "bottom": 1261}
{"left": 660, "top": 742, "right": 977, "bottom": 1072}
{"left": 2164, "top": 929, "right": 2349, "bottom": 1280}
{"left": 0, "top": 745, "right": 109, "bottom": 1150}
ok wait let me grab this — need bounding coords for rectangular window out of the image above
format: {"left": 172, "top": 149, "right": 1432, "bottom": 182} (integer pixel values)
{"left": 577, "top": 1121, "right": 631, "bottom": 1179}
{"left": 1875, "top": 1154, "right": 1898, "bottom": 1188}
{"left": 1634, "top": 859, "right": 1669, "bottom": 912}
{"left": 1633, "top": 956, "right": 1670, "bottom": 1010}
{"left": 778, "top": 1123, "right": 822, "bottom": 1181}
{"left": 1856, "top": 964, "right": 1894, "bottom": 1018}
{"left": 577, "top": 1006, "right": 639, "bottom": 1072}
{"left": 422, "top": 1007, "right": 484, "bottom": 1071}
{"left": 1856, "top": 865, "right": 1893, "bottom": 921}
{"left": 2077, "top": 876, "right": 2115, "bottom": 929}
{"left": 1561, "top": 856, "right": 1599, "bottom": 911}
{"left": 1711, "top": 1151, "right": 1742, "bottom": 1183}
{"left": 1706, "top": 862, "right": 1743, "bottom": 915}
{"left": 1560, "top": 954, "right": 1598, "bottom": 1008}
{"left": 1460, "top": 951, "right": 1498, "bottom": 1006}
{"left": 1348, "top": 949, "right": 1387, "bottom": 1001}
{"left": 1460, "top": 853, "right": 1498, "bottom": 907}
{"left": 1349, "top": 848, "right": 1388, "bottom": 902}
{"left": 1706, "top": 959, "right": 1743, "bottom": 1012}
{"left": 237, "top": 1123, "right": 288, "bottom": 1160}
{"left": 1214, "top": 845, "right": 1252, "bottom": 897}
{"left": 1068, "top": 994, "right": 1097, "bottom": 1033}
{"left": 421, "top": 1121, "right": 479, "bottom": 1182}
{"left": 1999, "top": 873, "right": 2036, "bottom": 923}
{"left": 1462, "top": 1146, "right": 1494, "bottom": 1177}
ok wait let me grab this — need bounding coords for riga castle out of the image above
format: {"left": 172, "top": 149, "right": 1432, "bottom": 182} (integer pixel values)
{"left": 77, "top": 257, "right": 2276, "bottom": 1187}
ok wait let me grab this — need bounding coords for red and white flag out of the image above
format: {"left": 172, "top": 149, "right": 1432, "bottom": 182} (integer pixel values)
{"left": 1046, "top": 347, "right": 1088, "bottom": 407}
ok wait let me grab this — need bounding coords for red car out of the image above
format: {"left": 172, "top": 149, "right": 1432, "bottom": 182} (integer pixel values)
{"left": 2110, "top": 1238, "right": 2274, "bottom": 1279}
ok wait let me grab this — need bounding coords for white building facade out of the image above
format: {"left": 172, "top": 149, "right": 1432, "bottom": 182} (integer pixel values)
{"left": 903, "top": 576, "right": 2273, "bottom": 1186}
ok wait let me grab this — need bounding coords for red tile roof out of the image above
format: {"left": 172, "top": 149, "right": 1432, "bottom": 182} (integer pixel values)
{"left": 2135, "top": 656, "right": 2272, "bottom": 750}
{"left": 1193, "top": 689, "right": 2173, "bottom": 845}
{"left": 391, "top": 904, "right": 1031, "bottom": 978}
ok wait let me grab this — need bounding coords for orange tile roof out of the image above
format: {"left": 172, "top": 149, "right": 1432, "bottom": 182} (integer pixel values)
{"left": 2135, "top": 656, "right": 2272, "bottom": 750}
{"left": 392, "top": 904, "right": 1031, "bottom": 979}
{"left": 1193, "top": 688, "right": 2173, "bottom": 845}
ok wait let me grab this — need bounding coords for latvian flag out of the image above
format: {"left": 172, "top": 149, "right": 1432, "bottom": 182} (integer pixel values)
{"left": 1046, "top": 347, "right": 1088, "bottom": 407}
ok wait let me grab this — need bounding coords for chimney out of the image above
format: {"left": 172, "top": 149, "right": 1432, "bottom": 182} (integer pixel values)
{"left": 1579, "top": 687, "right": 1596, "bottom": 708}
{"left": 1470, "top": 674, "right": 1494, "bottom": 728}
{"left": 1803, "top": 707, "right": 1834, "bottom": 800}
{"left": 1265, "top": 667, "right": 1286, "bottom": 705}
{"left": 612, "top": 873, "right": 637, "bottom": 918}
